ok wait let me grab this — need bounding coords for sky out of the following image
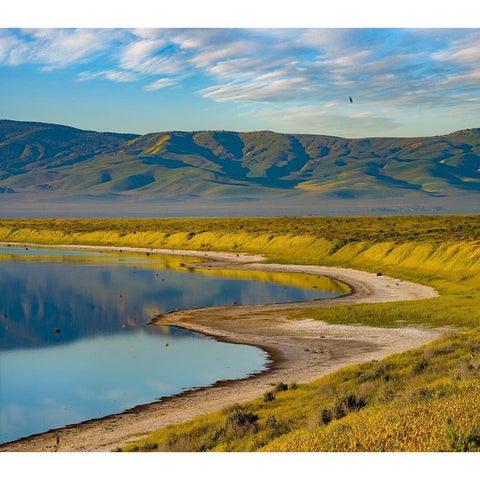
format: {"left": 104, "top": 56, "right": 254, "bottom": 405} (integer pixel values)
{"left": 0, "top": 27, "right": 479, "bottom": 137}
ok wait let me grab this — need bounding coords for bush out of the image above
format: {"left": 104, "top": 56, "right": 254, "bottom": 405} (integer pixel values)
{"left": 334, "top": 393, "right": 367, "bottom": 419}
{"left": 263, "top": 391, "right": 276, "bottom": 402}
{"left": 225, "top": 408, "right": 259, "bottom": 429}
{"left": 223, "top": 407, "right": 259, "bottom": 440}
{"left": 274, "top": 382, "right": 288, "bottom": 392}
{"left": 289, "top": 382, "right": 298, "bottom": 390}
{"left": 320, "top": 408, "right": 333, "bottom": 425}
{"left": 265, "top": 414, "right": 291, "bottom": 437}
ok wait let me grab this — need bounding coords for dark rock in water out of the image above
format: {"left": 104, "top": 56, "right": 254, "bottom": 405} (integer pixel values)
{"left": 54, "top": 328, "right": 61, "bottom": 334}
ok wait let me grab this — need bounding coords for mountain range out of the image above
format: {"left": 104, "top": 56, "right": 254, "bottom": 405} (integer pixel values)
{"left": 1, "top": 119, "right": 479, "bottom": 201}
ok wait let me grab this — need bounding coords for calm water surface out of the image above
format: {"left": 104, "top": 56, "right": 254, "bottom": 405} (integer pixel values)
{"left": 0, "top": 247, "right": 343, "bottom": 443}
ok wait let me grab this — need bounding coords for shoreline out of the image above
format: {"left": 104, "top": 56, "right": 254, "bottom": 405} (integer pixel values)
{"left": 0, "top": 241, "right": 267, "bottom": 263}
{"left": 0, "top": 242, "right": 441, "bottom": 452}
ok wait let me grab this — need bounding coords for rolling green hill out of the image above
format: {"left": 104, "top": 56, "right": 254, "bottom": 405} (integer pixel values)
{"left": 0, "top": 120, "right": 479, "bottom": 200}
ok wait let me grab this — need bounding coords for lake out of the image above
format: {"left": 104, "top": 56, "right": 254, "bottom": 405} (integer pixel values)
{"left": 0, "top": 247, "right": 345, "bottom": 444}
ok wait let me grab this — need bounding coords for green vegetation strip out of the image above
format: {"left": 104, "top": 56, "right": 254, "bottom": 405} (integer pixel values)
{"left": 1, "top": 215, "right": 479, "bottom": 451}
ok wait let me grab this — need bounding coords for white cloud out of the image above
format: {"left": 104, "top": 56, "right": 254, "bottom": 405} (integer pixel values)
{"left": 119, "top": 38, "right": 166, "bottom": 70}
{"left": 0, "top": 28, "right": 479, "bottom": 124}
{"left": 432, "top": 30, "right": 480, "bottom": 67}
{"left": 201, "top": 75, "right": 313, "bottom": 103}
{"left": 144, "top": 78, "right": 176, "bottom": 91}
{"left": 296, "top": 28, "right": 350, "bottom": 50}
{"left": 189, "top": 39, "right": 257, "bottom": 68}
{"left": 77, "top": 70, "right": 138, "bottom": 82}
{"left": 0, "top": 28, "right": 123, "bottom": 68}
{"left": 0, "top": 32, "right": 19, "bottom": 63}
{"left": 169, "top": 29, "right": 222, "bottom": 50}
{"left": 119, "top": 39, "right": 183, "bottom": 77}
{"left": 104, "top": 70, "right": 138, "bottom": 82}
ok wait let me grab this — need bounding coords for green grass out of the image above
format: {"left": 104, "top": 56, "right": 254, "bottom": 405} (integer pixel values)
{"left": 1, "top": 215, "right": 479, "bottom": 451}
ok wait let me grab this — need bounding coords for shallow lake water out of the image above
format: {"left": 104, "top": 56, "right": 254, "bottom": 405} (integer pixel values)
{"left": 0, "top": 247, "right": 344, "bottom": 444}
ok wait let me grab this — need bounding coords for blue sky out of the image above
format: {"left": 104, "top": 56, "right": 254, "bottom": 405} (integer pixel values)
{"left": 0, "top": 28, "right": 479, "bottom": 137}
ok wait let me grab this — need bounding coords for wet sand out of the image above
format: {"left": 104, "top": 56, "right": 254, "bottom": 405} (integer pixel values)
{"left": 0, "top": 242, "right": 440, "bottom": 452}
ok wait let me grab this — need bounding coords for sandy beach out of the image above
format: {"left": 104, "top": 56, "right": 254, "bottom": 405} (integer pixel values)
{"left": 0, "top": 242, "right": 441, "bottom": 452}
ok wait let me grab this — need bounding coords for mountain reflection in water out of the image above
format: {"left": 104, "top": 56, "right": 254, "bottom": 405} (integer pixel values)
{"left": 0, "top": 247, "right": 343, "bottom": 444}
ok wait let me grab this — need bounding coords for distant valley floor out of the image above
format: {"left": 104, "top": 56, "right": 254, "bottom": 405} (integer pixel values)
{"left": 1, "top": 193, "right": 479, "bottom": 218}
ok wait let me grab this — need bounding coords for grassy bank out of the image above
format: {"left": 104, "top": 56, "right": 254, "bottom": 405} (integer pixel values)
{"left": 122, "top": 329, "right": 480, "bottom": 452}
{"left": 0, "top": 217, "right": 478, "bottom": 281}
{"left": 1, "top": 216, "right": 478, "bottom": 330}
{"left": 1, "top": 216, "right": 479, "bottom": 451}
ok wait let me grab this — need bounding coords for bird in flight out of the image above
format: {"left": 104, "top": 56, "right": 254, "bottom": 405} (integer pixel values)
{"left": 349, "top": 96, "right": 353, "bottom": 103}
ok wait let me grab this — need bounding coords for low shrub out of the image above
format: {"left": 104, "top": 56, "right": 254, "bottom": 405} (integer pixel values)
{"left": 274, "top": 382, "right": 288, "bottom": 393}
{"left": 320, "top": 408, "right": 334, "bottom": 426}
{"left": 225, "top": 408, "right": 259, "bottom": 429}
{"left": 334, "top": 393, "right": 367, "bottom": 420}
{"left": 263, "top": 391, "right": 276, "bottom": 402}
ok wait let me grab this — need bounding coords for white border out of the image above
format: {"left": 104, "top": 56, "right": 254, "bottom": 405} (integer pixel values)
{"left": 1, "top": 452, "right": 479, "bottom": 480}
{"left": 1, "top": 0, "right": 479, "bottom": 27}
{"left": 1, "top": 0, "right": 479, "bottom": 472}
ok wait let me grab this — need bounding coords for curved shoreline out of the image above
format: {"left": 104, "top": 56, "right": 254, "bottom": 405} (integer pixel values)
{"left": 0, "top": 242, "right": 440, "bottom": 452}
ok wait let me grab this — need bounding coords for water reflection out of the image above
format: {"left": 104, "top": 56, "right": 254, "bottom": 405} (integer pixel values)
{"left": 0, "top": 247, "right": 343, "bottom": 444}
{"left": 1, "top": 326, "right": 268, "bottom": 443}
{"left": 0, "top": 247, "right": 344, "bottom": 351}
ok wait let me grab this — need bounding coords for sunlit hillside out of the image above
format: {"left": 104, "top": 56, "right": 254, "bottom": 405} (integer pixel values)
{"left": 1, "top": 120, "right": 479, "bottom": 200}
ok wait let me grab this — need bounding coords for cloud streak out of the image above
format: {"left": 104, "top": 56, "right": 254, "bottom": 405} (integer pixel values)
{"left": 0, "top": 28, "right": 478, "bottom": 135}
{"left": 1, "top": 29, "right": 123, "bottom": 67}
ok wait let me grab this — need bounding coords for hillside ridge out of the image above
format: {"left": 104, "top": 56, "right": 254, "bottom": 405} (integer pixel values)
{"left": 1, "top": 119, "right": 479, "bottom": 200}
